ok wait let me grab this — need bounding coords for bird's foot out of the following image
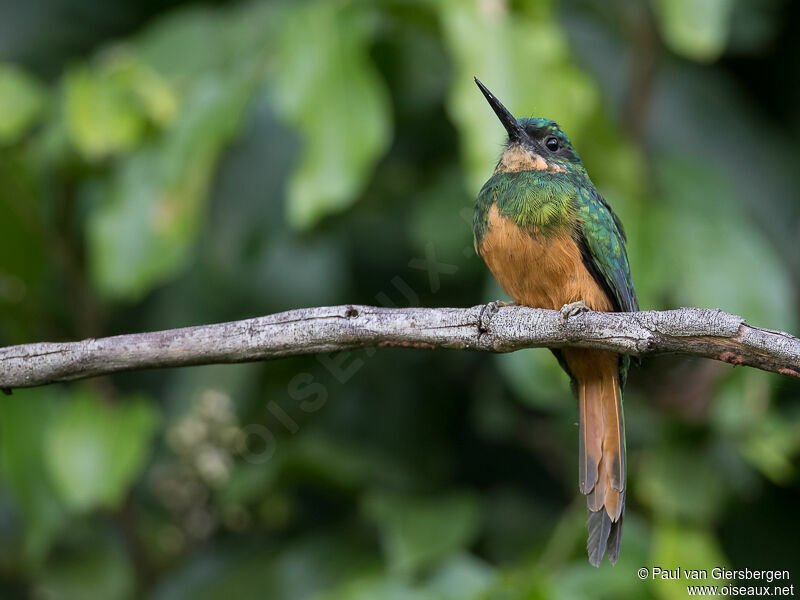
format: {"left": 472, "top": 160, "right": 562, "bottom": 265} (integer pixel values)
{"left": 479, "top": 300, "right": 516, "bottom": 332}
{"left": 490, "top": 300, "right": 516, "bottom": 309}
{"left": 559, "top": 301, "right": 589, "bottom": 323}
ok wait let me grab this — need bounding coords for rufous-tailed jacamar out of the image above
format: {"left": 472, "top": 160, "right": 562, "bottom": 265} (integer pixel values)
{"left": 472, "top": 78, "right": 638, "bottom": 566}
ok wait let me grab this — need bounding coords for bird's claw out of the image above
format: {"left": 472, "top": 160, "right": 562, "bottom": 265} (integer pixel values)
{"left": 559, "top": 301, "right": 589, "bottom": 323}
{"left": 479, "top": 300, "right": 516, "bottom": 332}
{"left": 491, "top": 300, "right": 515, "bottom": 309}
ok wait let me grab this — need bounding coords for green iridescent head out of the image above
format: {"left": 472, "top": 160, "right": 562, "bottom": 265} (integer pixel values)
{"left": 474, "top": 78, "right": 584, "bottom": 174}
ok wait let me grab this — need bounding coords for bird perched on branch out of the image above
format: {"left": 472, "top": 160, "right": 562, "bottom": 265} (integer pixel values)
{"left": 472, "top": 78, "right": 638, "bottom": 566}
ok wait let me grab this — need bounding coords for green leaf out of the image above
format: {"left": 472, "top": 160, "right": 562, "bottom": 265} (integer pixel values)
{"left": 269, "top": 1, "right": 391, "bottom": 229}
{"left": 426, "top": 554, "right": 495, "bottom": 600}
{"left": 363, "top": 492, "right": 480, "bottom": 576}
{"left": 86, "top": 72, "right": 255, "bottom": 299}
{"left": 103, "top": 49, "right": 178, "bottom": 128}
{"left": 547, "top": 514, "right": 653, "bottom": 600}
{"left": 83, "top": 0, "right": 386, "bottom": 296}
{"left": 64, "top": 66, "right": 148, "bottom": 160}
{"left": 0, "top": 63, "right": 47, "bottom": 144}
{"left": 34, "top": 529, "right": 135, "bottom": 600}
{"left": 153, "top": 531, "right": 376, "bottom": 600}
{"left": 133, "top": 7, "right": 238, "bottom": 81}
{"left": 712, "top": 370, "right": 767, "bottom": 435}
{"left": 650, "top": 524, "right": 728, "bottom": 600}
{"left": 740, "top": 414, "right": 800, "bottom": 484}
{"left": 435, "top": 0, "right": 598, "bottom": 192}
{"left": 317, "top": 576, "right": 439, "bottom": 600}
{"left": 494, "top": 349, "right": 572, "bottom": 414}
{"left": 636, "top": 445, "right": 727, "bottom": 523}
{"left": 0, "top": 152, "right": 48, "bottom": 342}
{"left": 62, "top": 48, "right": 178, "bottom": 162}
{"left": 44, "top": 389, "right": 158, "bottom": 512}
{"left": 0, "top": 389, "right": 66, "bottom": 564}
{"left": 652, "top": 0, "right": 733, "bottom": 62}
{"left": 647, "top": 155, "right": 795, "bottom": 331}
{"left": 408, "top": 169, "right": 473, "bottom": 260}
{"left": 282, "top": 435, "right": 403, "bottom": 491}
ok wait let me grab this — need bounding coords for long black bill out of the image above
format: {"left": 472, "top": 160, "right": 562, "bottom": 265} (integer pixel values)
{"left": 474, "top": 77, "right": 527, "bottom": 143}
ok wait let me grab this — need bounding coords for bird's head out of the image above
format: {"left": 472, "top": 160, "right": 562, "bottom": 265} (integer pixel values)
{"left": 474, "top": 77, "right": 584, "bottom": 176}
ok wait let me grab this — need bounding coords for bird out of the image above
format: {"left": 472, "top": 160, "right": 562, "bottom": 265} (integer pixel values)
{"left": 472, "top": 78, "right": 638, "bottom": 566}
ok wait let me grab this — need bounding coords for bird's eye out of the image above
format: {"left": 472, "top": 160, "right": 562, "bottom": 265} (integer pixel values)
{"left": 545, "top": 136, "right": 559, "bottom": 152}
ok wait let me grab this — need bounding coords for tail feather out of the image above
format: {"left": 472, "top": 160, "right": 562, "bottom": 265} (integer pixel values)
{"left": 578, "top": 380, "right": 602, "bottom": 494}
{"left": 586, "top": 466, "right": 606, "bottom": 512}
{"left": 586, "top": 509, "right": 612, "bottom": 567}
{"left": 606, "top": 493, "right": 625, "bottom": 564}
{"left": 604, "top": 377, "right": 625, "bottom": 492}
{"left": 577, "top": 365, "right": 626, "bottom": 566}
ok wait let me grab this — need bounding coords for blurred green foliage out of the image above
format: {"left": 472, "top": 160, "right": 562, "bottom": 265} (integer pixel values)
{"left": 0, "top": 0, "right": 799, "bottom": 598}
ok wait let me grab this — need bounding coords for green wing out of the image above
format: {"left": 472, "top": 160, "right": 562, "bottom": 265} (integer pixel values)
{"left": 575, "top": 186, "right": 638, "bottom": 313}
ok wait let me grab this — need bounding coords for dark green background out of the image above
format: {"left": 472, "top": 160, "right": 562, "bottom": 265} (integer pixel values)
{"left": 0, "top": 0, "right": 798, "bottom": 598}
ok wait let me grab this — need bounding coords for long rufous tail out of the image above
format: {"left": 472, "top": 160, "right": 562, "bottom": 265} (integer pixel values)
{"left": 568, "top": 349, "right": 626, "bottom": 566}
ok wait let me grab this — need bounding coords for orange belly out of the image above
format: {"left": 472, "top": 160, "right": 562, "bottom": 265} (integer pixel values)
{"left": 478, "top": 204, "right": 613, "bottom": 312}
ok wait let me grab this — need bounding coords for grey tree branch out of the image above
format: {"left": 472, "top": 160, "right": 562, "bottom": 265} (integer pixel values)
{"left": 1, "top": 305, "right": 798, "bottom": 390}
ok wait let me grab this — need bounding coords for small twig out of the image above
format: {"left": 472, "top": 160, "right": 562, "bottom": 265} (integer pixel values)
{"left": 0, "top": 305, "right": 797, "bottom": 390}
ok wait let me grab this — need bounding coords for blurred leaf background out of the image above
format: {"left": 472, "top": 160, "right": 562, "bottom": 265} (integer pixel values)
{"left": 0, "top": 0, "right": 799, "bottom": 598}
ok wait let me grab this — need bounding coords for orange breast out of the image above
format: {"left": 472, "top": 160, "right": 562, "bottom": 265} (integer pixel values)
{"left": 478, "top": 204, "right": 613, "bottom": 312}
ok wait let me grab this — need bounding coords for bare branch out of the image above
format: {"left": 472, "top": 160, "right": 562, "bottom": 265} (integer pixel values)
{"left": 1, "top": 305, "right": 798, "bottom": 390}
